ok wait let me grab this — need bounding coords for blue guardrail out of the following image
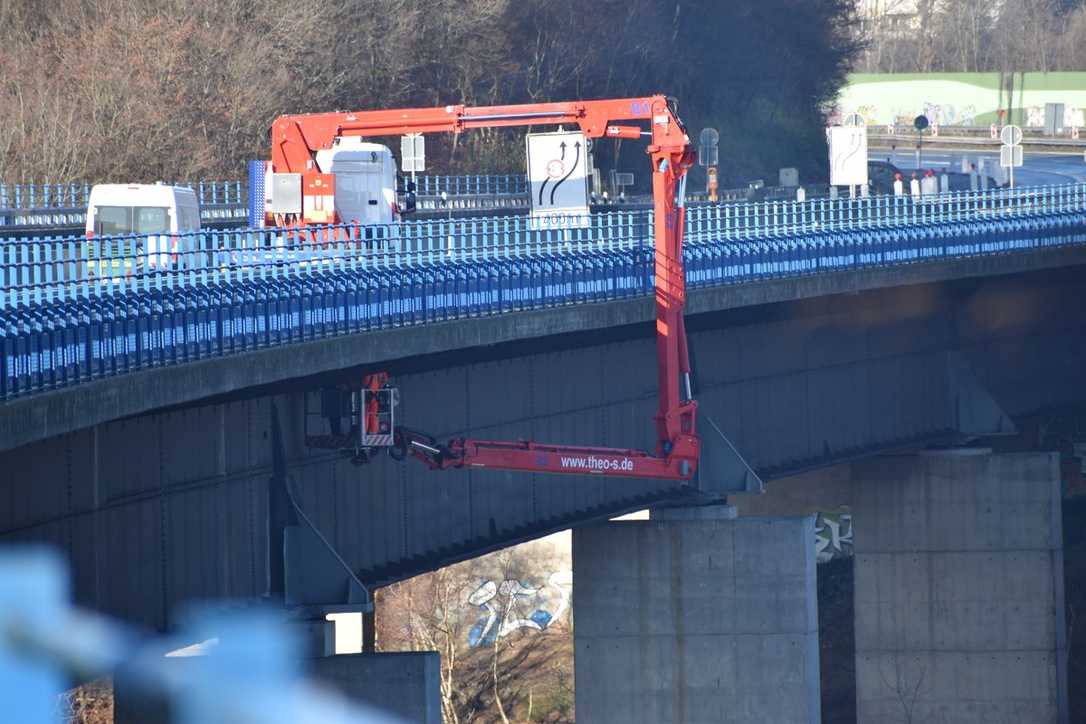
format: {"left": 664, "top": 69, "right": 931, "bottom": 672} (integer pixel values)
{"left": 1, "top": 184, "right": 1084, "bottom": 401}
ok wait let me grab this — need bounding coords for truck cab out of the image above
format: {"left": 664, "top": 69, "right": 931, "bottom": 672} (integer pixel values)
{"left": 315, "top": 137, "right": 400, "bottom": 225}
{"left": 85, "top": 184, "right": 201, "bottom": 275}
{"left": 262, "top": 138, "right": 413, "bottom": 230}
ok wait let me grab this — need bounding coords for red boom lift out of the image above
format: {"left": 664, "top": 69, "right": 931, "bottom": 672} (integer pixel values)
{"left": 275, "top": 97, "right": 700, "bottom": 481}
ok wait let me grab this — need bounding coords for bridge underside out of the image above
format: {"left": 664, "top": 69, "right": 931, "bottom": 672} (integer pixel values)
{"left": 2, "top": 265, "right": 1085, "bottom": 629}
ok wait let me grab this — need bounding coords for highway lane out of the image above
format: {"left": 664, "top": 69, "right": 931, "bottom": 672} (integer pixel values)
{"left": 877, "top": 150, "right": 1086, "bottom": 186}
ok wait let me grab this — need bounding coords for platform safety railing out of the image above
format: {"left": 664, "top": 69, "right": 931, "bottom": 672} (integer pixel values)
{"left": 0, "top": 547, "right": 404, "bottom": 724}
{"left": 1, "top": 183, "right": 1084, "bottom": 401}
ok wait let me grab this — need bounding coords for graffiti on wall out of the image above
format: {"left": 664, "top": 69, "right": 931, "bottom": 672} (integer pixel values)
{"left": 921, "top": 102, "right": 977, "bottom": 126}
{"left": 815, "top": 511, "right": 853, "bottom": 563}
{"left": 465, "top": 570, "right": 572, "bottom": 648}
{"left": 1025, "top": 105, "right": 1086, "bottom": 128}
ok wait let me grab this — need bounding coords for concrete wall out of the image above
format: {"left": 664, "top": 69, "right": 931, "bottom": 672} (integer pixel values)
{"left": 837, "top": 72, "right": 1086, "bottom": 127}
{"left": 310, "top": 653, "right": 442, "bottom": 724}
{"left": 852, "top": 452, "right": 1067, "bottom": 724}
{"left": 115, "top": 652, "right": 441, "bottom": 724}
{"left": 573, "top": 517, "right": 820, "bottom": 724}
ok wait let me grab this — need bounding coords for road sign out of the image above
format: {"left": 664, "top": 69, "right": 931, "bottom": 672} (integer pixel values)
{"left": 698, "top": 128, "right": 719, "bottom": 167}
{"left": 843, "top": 113, "right": 866, "bottom": 127}
{"left": 913, "top": 115, "right": 929, "bottom": 132}
{"left": 1000, "top": 145, "right": 1023, "bottom": 168}
{"left": 699, "top": 144, "right": 719, "bottom": 167}
{"left": 827, "top": 125, "right": 868, "bottom": 187}
{"left": 400, "top": 134, "right": 425, "bottom": 173}
{"left": 526, "top": 131, "right": 590, "bottom": 228}
{"left": 1000, "top": 124, "right": 1023, "bottom": 147}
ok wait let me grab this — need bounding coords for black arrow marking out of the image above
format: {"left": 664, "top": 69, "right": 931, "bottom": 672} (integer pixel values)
{"left": 559, "top": 141, "right": 567, "bottom": 160}
{"left": 550, "top": 141, "right": 580, "bottom": 205}
{"left": 539, "top": 176, "right": 549, "bottom": 206}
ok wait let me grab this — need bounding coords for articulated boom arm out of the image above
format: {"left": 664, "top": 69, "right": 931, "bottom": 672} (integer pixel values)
{"left": 283, "top": 97, "right": 699, "bottom": 480}
{"left": 271, "top": 97, "right": 689, "bottom": 174}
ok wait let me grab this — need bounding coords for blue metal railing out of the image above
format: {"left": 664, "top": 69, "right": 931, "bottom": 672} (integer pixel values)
{"left": 0, "top": 181, "right": 249, "bottom": 231}
{"left": 1, "top": 176, "right": 531, "bottom": 230}
{"left": 0, "top": 176, "right": 529, "bottom": 212}
{"left": 1, "top": 184, "right": 1084, "bottom": 401}
{"left": 413, "top": 174, "right": 527, "bottom": 196}
{"left": 0, "top": 181, "right": 245, "bottom": 210}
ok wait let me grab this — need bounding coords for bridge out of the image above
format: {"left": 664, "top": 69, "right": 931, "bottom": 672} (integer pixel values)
{"left": 0, "top": 175, "right": 535, "bottom": 236}
{"left": 2, "top": 182, "right": 1084, "bottom": 723}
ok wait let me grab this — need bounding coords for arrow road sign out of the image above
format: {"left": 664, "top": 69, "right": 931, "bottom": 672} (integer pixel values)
{"left": 526, "top": 131, "right": 590, "bottom": 228}
{"left": 827, "top": 125, "right": 868, "bottom": 187}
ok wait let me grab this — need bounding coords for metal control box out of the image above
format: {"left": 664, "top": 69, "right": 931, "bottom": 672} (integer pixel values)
{"left": 271, "top": 173, "right": 302, "bottom": 214}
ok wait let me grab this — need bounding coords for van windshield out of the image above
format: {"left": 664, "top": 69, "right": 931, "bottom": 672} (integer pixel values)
{"left": 93, "top": 206, "right": 170, "bottom": 235}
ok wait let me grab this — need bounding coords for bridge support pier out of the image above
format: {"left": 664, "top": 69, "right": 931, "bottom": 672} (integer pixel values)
{"left": 852, "top": 451, "right": 1068, "bottom": 724}
{"left": 572, "top": 505, "right": 821, "bottom": 724}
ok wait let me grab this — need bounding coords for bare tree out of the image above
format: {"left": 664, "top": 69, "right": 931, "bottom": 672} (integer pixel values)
{"left": 378, "top": 539, "right": 573, "bottom": 723}
{"left": 878, "top": 653, "right": 929, "bottom": 724}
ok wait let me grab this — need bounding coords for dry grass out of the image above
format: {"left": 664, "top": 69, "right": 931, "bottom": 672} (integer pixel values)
{"left": 58, "top": 678, "right": 113, "bottom": 724}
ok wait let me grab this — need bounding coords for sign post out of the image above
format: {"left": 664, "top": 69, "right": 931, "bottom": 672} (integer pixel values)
{"left": 698, "top": 128, "right": 719, "bottom": 202}
{"left": 400, "top": 133, "right": 425, "bottom": 182}
{"left": 828, "top": 116, "right": 868, "bottom": 197}
{"left": 526, "top": 131, "right": 590, "bottom": 229}
{"left": 999, "top": 124, "right": 1023, "bottom": 189}
{"left": 913, "top": 114, "right": 929, "bottom": 169}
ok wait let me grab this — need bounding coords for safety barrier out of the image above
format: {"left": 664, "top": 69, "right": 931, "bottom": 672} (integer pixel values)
{"left": 0, "top": 181, "right": 249, "bottom": 231}
{"left": 1, "top": 184, "right": 1084, "bottom": 401}
{"left": 0, "top": 547, "right": 403, "bottom": 724}
{"left": 0, "top": 181, "right": 244, "bottom": 211}
{"left": 412, "top": 174, "right": 527, "bottom": 196}
{"left": 1, "top": 176, "right": 534, "bottom": 231}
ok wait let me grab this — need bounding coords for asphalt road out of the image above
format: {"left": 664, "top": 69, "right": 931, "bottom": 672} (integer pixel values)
{"left": 876, "top": 149, "right": 1086, "bottom": 186}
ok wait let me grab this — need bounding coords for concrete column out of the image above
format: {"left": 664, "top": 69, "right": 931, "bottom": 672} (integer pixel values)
{"left": 310, "top": 653, "right": 442, "bottom": 724}
{"left": 852, "top": 451, "right": 1068, "bottom": 724}
{"left": 573, "top": 509, "right": 821, "bottom": 724}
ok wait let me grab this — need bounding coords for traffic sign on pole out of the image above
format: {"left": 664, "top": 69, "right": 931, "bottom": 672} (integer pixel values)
{"left": 1000, "top": 124, "right": 1023, "bottom": 147}
{"left": 827, "top": 125, "right": 868, "bottom": 187}
{"left": 400, "top": 134, "right": 425, "bottom": 173}
{"left": 698, "top": 128, "right": 719, "bottom": 167}
{"left": 999, "top": 124, "right": 1023, "bottom": 189}
{"left": 526, "top": 130, "right": 590, "bottom": 229}
{"left": 1000, "top": 145, "right": 1023, "bottom": 168}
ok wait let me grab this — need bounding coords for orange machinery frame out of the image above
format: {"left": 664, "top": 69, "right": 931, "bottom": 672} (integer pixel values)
{"left": 272, "top": 97, "right": 700, "bottom": 480}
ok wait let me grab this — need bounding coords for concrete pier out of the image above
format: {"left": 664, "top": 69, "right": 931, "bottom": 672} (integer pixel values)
{"left": 852, "top": 452, "right": 1067, "bottom": 724}
{"left": 573, "top": 512, "right": 820, "bottom": 724}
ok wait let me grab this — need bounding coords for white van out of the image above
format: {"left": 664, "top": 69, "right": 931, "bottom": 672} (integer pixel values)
{"left": 315, "top": 137, "right": 400, "bottom": 225}
{"left": 85, "top": 184, "right": 201, "bottom": 275}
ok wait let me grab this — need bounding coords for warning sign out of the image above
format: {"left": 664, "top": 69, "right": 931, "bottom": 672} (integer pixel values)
{"left": 526, "top": 131, "right": 590, "bottom": 229}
